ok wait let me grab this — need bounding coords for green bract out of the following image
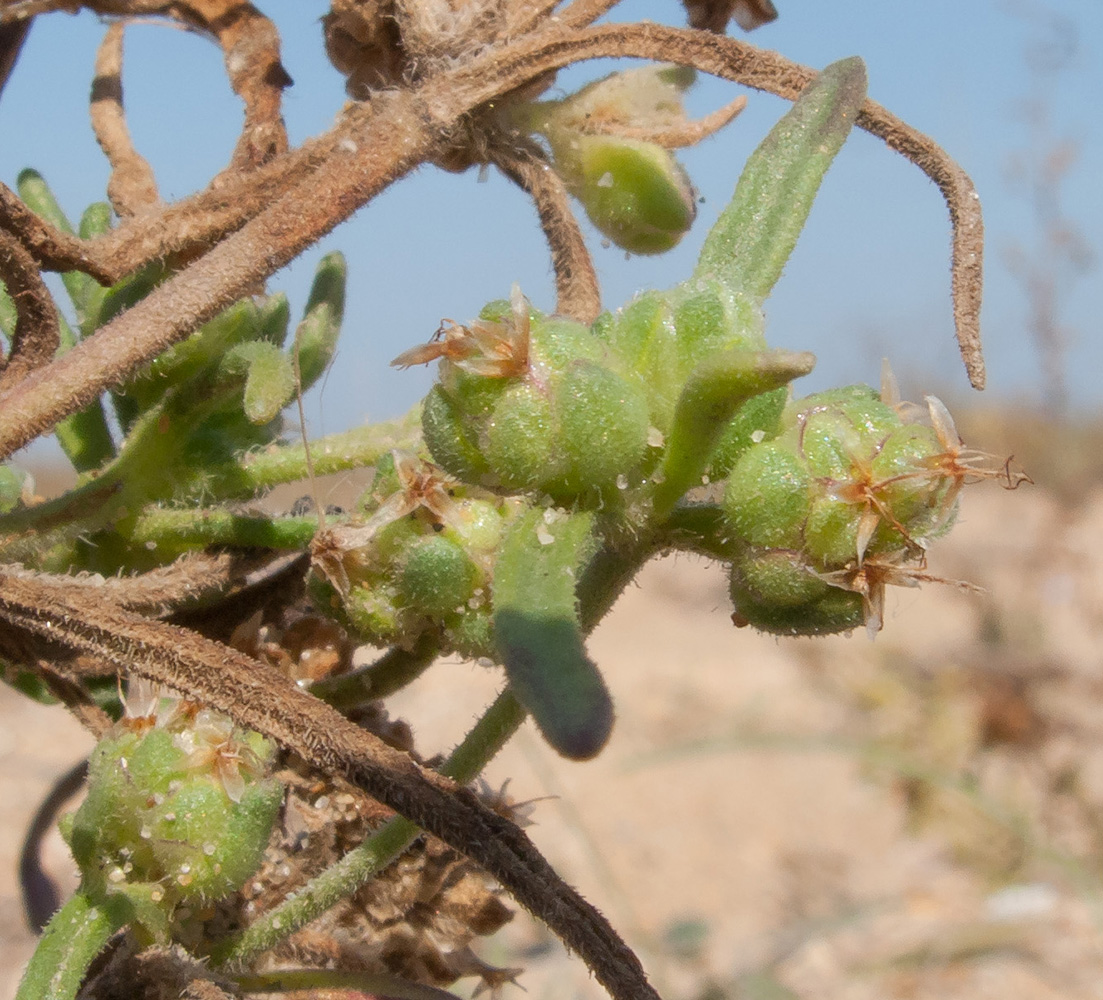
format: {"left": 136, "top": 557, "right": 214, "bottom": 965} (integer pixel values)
{"left": 65, "top": 686, "right": 281, "bottom": 935}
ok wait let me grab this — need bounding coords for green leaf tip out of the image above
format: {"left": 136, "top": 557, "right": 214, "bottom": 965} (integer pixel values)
{"left": 652, "top": 347, "right": 816, "bottom": 520}
{"left": 695, "top": 56, "right": 868, "bottom": 302}
{"left": 492, "top": 508, "right": 613, "bottom": 760}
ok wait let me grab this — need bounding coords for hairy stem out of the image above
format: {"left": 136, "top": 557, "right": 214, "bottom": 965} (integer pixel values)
{"left": 15, "top": 891, "right": 132, "bottom": 1000}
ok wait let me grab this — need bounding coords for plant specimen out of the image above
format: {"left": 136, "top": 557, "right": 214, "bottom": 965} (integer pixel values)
{"left": 0, "top": 2, "right": 1002, "bottom": 999}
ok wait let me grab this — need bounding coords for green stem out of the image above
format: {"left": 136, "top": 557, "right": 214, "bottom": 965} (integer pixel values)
{"left": 130, "top": 509, "right": 319, "bottom": 551}
{"left": 309, "top": 636, "right": 439, "bottom": 710}
{"left": 15, "top": 891, "right": 132, "bottom": 1000}
{"left": 212, "top": 689, "right": 526, "bottom": 967}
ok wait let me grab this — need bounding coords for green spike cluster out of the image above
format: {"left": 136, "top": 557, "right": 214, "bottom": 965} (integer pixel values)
{"left": 65, "top": 701, "right": 281, "bottom": 925}
{"left": 723, "top": 386, "right": 960, "bottom": 635}
{"left": 17, "top": 689, "right": 281, "bottom": 1000}
{"left": 327, "top": 452, "right": 517, "bottom": 659}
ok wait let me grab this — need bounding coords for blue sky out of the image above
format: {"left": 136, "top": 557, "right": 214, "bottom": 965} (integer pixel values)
{"left": 0, "top": 0, "right": 1099, "bottom": 445}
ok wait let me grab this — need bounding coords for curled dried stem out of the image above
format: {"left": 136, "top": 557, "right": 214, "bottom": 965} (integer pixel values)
{"left": 555, "top": 0, "right": 625, "bottom": 30}
{"left": 855, "top": 99, "right": 986, "bottom": 389}
{"left": 0, "top": 228, "right": 59, "bottom": 393}
{"left": 0, "top": 181, "right": 114, "bottom": 284}
{"left": 493, "top": 141, "right": 601, "bottom": 322}
{"left": 91, "top": 23, "right": 160, "bottom": 217}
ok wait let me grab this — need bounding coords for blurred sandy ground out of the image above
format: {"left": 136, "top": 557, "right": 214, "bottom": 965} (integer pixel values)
{"left": 7, "top": 470, "right": 1103, "bottom": 998}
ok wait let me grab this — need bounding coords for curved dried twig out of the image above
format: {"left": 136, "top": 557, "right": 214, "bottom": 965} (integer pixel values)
{"left": 0, "top": 228, "right": 59, "bottom": 393}
{"left": 493, "top": 141, "right": 601, "bottom": 322}
{"left": 855, "top": 98, "right": 986, "bottom": 389}
{"left": 0, "top": 569, "right": 661, "bottom": 1000}
{"left": 0, "top": 17, "right": 986, "bottom": 458}
{"left": 20, "top": 758, "right": 89, "bottom": 933}
{"left": 0, "top": 182, "right": 115, "bottom": 284}
{"left": 91, "top": 23, "right": 160, "bottom": 217}
{"left": 1, "top": 0, "right": 292, "bottom": 168}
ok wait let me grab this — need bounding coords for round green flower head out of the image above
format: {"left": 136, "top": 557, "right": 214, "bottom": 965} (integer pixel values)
{"left": 64, "top": 679, "right": 282, "bottom": 934}
{"left": 310, "top": 450, "right": 517, "bottom": 658}
{"left": 722, "top": 385, "right": 978, "bottom": 636}
{"left": 396, "top": 287, "right": 652, "bottom": 505}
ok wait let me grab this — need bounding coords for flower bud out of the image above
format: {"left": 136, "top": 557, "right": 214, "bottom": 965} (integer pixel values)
{"left": 722, "top": 385, "right": 971, "bottom": 635}
{"left": 553, "top": 134, "right": 697, "bottom": 255}
{"left": 408, "top": 291, "right": 652, "bottom": 504}
{"left": 521, "top": 65, "right": 705, "bottom": 254}
{"left": 65, "top": 687, "right": 281, "bottom": 928}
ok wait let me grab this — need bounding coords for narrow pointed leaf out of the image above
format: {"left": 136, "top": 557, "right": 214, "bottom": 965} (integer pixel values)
{"left": 295, "top": 252, "right": 346, "bottom": 391}
{"left": 694, "top": 57, "right": 867, "bottom": 302}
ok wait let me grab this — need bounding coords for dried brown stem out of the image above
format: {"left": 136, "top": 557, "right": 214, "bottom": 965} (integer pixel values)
{"left": 0, "top": 95, "right": 437, "bottom": 460}
{"left": 0, "top": 15, "right": 30, "bottom": 98}
{"left": 91, "top": 23, "right": 160, "bottom": 217}
{"left": 21, "top": 757, "right": 89, "bottom": 933}
{"left": 448, "top": 21, "right": 985, "bottom": 387}
{"left": 0, "top": 181, "right": 114, "bottom": 284}
{"left": 12, "top": 0, "right": 291, "bottom": 169}
{"left": 0, "top": 568, "right": 660, "bottom": 1000}
{"left": 494, "top": 142, "right": 601, "bottom": 322}
{"left": 502, "top": 0, "right": 562, "bottom": 38}
{"left": 0, "top": 228, "right": 59, "bottom": 393}
{"left": 188, "top": 0, "right": 292, "bottom": 170}
{"left": 40, "top": 550, "right": 303, "bottom": 617}
{"left": 555, "top": 0, "right": 624, "bottom": 30}
{"left": 855, "top": 99, "right": 986, "bottom": 389}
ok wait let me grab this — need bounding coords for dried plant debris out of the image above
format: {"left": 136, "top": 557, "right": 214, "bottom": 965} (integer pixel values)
{"left": 682, "top": 0, "right": 779, "bottom": 33}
